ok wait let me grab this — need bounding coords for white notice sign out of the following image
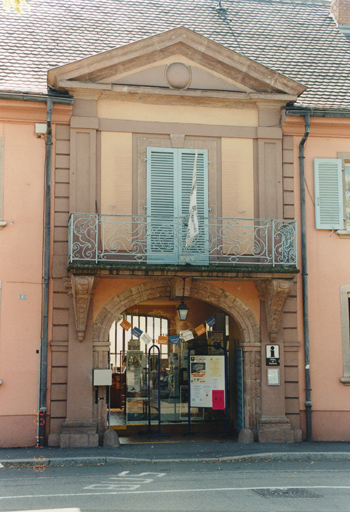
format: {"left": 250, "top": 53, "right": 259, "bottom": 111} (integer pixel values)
{"left": 190, "top": 355, "right": 225, "bottom": 408}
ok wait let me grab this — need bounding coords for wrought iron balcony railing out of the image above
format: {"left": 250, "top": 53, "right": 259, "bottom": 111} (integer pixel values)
{"left": 68, "top": 213, "right": 297, "bottom": 267}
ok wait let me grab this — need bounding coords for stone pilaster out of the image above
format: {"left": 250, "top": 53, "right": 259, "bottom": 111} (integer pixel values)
{"left": 255, "top": 278, "right": 296, "bottom": 443}
{"left": 242, "top": 341, "right": 261, "bottom": 436}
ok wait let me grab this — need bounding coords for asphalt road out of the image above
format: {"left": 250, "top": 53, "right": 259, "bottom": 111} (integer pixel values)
{"left": 1, "top": 458, "right": 350, "bottom": 512}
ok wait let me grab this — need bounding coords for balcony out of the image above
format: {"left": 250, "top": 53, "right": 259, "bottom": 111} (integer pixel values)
{"left": 68, "top": 213, "right": 297, "bottom": 268}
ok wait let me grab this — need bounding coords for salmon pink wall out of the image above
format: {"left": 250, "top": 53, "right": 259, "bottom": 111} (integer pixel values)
{"left": 92, "top": 279, "right": 150, "bottom": 322}
{"left": 289, "top": 118, "right": 350, "bottom": 440}
{"left": 92, "top": 278, "right": 259, "bottom": 332}
{"left": 205, "top": 280, "right": 260, "bottom": 323}
{"left": 0, "top": 118, "right": 46, "bottom": 447}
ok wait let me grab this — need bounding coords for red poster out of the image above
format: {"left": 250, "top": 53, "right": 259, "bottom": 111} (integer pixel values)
{"left": 212, "top": 390, "right": 225, "bottom": 410}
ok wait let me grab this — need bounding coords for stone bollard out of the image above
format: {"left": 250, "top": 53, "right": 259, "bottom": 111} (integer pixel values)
{"left": 103, "top": 429, "right": 121, "bottom": 448}
{"left": 238, "top": 428, "right": 254, "bottom": 444}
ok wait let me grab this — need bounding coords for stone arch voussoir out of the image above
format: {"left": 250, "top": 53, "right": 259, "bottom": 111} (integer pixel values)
{"left": 93, "top": 279, "right": 259, "bottom": 344}
{"left": 93, "top": 278, "right": 261, "bottom": 432}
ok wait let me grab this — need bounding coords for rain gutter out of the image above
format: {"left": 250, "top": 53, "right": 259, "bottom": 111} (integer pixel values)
{"left": 0, "top": 91, "right": 73, "bottom": 105}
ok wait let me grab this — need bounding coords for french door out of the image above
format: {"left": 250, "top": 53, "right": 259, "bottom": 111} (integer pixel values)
{"left": 146, "top": 147, "right": 209, "bottom": 264}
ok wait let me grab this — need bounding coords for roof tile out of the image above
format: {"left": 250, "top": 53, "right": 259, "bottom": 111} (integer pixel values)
{"left": 0, "top": 0, "right": 349, "bottom": 109}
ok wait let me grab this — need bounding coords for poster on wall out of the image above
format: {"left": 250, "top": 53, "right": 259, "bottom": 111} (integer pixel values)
{"left": 190, "top": 355, "right": 225, "bottom": 408}
{"left": 169, "top": 353, "right": 180, "bottom": 397}
{"left": 128, "top": 340, "right": 140, "bottom": 351}
{"left": 179, "top": 385, "right": 204, "bottom": 421}
{"left": 126, "top": 350, "right": 143, "bottom": 393}
{"left": 127, "top": 351, "right": 143, "bottom": 370}
{"left": 208, "top": 332, "right": 224, "bottom": 354}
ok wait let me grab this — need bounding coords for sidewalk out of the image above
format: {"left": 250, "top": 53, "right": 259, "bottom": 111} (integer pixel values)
{"left": 1, "top": 438, "right": 350, "bottom": 468}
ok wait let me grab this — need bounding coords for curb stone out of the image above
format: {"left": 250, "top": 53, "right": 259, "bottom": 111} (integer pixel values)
{"left": 1, "top": 451, "right": 350, "bottom": 468}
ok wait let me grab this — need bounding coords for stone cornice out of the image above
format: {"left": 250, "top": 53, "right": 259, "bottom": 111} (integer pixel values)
{"left": 49, "top": 27, "right": 304, "bottom": 97}
{"left": 283, "top": 114, "right": 350, "bottom": 137}
{"left": 0, "top": 100, "right": 72, "bottom": 124}
{"left": 59, "top": 81, "right": 298, "bottom": 107}
{"left": 68, "top": 265, "right": 299, "bottom": 281}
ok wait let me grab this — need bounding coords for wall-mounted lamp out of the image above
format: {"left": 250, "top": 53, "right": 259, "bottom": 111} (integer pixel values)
{"left": 177, "top": 300, "right": 189, "bottom": 321}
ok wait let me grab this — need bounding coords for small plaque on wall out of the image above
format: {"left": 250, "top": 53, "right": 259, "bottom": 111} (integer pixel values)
{"left": 266, "top": 344, "right": 280, "bottom": 366}
{"left": 267, "top": 368, "right": 280, "bottom": 386}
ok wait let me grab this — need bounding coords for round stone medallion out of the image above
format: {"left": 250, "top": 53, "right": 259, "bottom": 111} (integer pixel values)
{"left": 165, "top": 62, "right": 192, "bottom": 89}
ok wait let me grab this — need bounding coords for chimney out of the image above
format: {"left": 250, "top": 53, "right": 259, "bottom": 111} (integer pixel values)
{"left": 331, "top": 0, "right": 350, "bottom": 37}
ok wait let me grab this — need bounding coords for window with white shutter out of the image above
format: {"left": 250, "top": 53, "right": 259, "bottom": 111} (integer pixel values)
{"left": 146, "top": 147, "right": 209, "bottom": 264}
{"left": 314, "top": 158, "right": 344, "bottom": 230}
{"left": 0, "top": 138, "right": 5, "bottom": 229}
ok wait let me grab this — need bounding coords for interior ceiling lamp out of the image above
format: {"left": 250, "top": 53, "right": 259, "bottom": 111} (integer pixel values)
{"left": 177, "top": 279, "right": 189, "bottom": 321}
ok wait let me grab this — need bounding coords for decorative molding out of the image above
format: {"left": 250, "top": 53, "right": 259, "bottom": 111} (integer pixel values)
{"left": 49, "top": 26, "right": 304, "bottom": 98}
{"left": 70, "top": 275, "right": 94, "bottom": 341}
{"left": 256, "top": 279, "right": 293, "bottom": 341}
{"left": 165, "top": 62, "right": 192, "bottom": 89}
{"left": 170, "top": 134, "right": 185, "bottom": 148}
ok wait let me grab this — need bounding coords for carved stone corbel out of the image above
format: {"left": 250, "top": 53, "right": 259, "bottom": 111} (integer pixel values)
{"left": 255, "top": 279, "right": 293, "bottom": 341}
{"left": 70, "top": 275, "right": 94, "bottom": 342}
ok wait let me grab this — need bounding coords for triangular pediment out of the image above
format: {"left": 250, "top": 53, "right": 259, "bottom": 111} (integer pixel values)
{"left": 48, "top": 27, "right": 305, "bottom": 97}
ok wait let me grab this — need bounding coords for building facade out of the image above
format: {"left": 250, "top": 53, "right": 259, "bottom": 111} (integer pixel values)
{"left": 0, "top": 98, "right": 71, "bottom": 447}
{"left": 1, "top": 0, "right": 350, "bottom": 447}
{"left": 47, "top": 27, "right": 303, "bottom": 447}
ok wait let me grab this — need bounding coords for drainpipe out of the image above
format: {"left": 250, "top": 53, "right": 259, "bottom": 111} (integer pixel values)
{"left": 299, "top": 113, "right": 312, "bottom": 442}
{"left": 36, "top": 92, "right": 73, "bottom": 446}
{"left": 38, "top": 96, "right": 53, "bottom": 447}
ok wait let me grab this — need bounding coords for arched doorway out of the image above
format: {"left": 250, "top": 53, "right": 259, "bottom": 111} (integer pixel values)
{"left": 92, "top": 279, "right": 260, "bottom": 438}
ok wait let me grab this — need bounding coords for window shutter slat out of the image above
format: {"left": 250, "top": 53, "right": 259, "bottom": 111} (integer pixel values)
{"left": 179, "top": 149, "right": 209, "bottom": 259}
{"left": 314, "top": 158, "right": 344, "bottom": 230}
{"left": 147, "top": 148, "right": 176, "bottom": 260}
{"left": 147, "top": 147, "right": 209, "bottom": 264}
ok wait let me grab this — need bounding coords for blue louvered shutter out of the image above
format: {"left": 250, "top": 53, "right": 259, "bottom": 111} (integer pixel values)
{"left": 179, "top": 149, "right": 209, "bottom": 265}
{"left": 147, "top": 147, "right": 209, "bottom": 264}
{"left": 147, "top": 148, "right": 177, "bottom": 263}
{"left": 314, "top": 158, "right": 344, "bottom": 230}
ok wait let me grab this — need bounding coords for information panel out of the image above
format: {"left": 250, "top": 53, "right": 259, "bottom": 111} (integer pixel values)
{"left": 190, "top": 355, "right": 225, "bottom": 408}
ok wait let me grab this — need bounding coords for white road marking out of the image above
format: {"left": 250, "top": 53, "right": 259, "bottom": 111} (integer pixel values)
{"left": 83, "top": 470, "right": 166, "bottom": 490}
{"left": 1, "top": 485, "right": 350, "bottom": 500}
{"left": 117, "top": 471, "right": 166, "bottom": 477}
{"left": 11, "top": 509, "right": 80, "bottom": 512}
